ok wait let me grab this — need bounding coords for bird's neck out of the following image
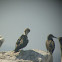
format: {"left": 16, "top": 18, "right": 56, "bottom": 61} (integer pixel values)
{"left": 23, "top": 33, "right": 27, "bottom": 36}
{"left": 48, "top": 37, "right": 53, "bottom": 41}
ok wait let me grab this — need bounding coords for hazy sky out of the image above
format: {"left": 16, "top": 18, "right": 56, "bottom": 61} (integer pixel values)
{"left": 0, "top": 0, "right": 62, "bottom": 62}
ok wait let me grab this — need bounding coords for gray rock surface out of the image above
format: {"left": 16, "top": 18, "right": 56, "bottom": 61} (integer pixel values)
{"left": 0, "top": 49, "right": 53, "bottom": 62}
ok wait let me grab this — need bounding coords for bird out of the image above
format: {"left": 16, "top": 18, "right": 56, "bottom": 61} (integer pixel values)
{"left": 58, "top": 37, "right": 62, "bottom": 61}
{"left": 0, "top": 35, "right": 4, "bottom": 47}
{"left": 14, "top": 28, "right": 30, "bottom": 52}
{"left": 46, "top": 34, "right": 57, "bottom": 55}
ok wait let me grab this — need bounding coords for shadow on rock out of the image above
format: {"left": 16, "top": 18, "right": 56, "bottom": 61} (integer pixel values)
{"left": 16, "top": 50, "right": 47, "bottom": 62}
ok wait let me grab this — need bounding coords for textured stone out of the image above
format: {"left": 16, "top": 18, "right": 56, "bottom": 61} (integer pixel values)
{"left": 0, "top": 49, "right": 53, "bottom": 62}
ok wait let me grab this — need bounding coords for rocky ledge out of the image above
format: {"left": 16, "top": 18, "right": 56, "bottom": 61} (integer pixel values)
{"left": 0, "top": 49, "right": 53, "bottom": 62}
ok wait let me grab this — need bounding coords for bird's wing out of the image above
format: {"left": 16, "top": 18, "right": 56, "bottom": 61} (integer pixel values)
{"left": 16, "top": 35, "right": 24, "bottom": 45}
{"left": 16, "top": 38, "right": 23, "bottom": 48}
{"left": 19, "top": 39, "right": 23, "bottom": 45}
{"left": 46, "top": 40, "right": 55, "bottom": 52}
{"left": 49, "top": 40, "right": 55, "bottom": 51}
{"left": 16, "top": 38, "right": 21, "bottom": 45}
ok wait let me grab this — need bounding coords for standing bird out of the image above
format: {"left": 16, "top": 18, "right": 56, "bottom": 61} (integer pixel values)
{"left": 46, "top": 34, "right": 57, "bottom": 55}
{"left": 58, "top": 37, "right": 62, "bottom": 61}
{"left": 14, "top": 28, "right": 30, "bottom": 52}
{"left": 0, "top": 35, "right": 4, "bottom": 47}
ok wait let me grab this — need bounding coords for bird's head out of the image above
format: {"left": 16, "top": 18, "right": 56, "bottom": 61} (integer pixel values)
{"left": 24, "top": 28, "right": 30, "bottom": 35}
{"left": 47, "top": 34, "right": 57, "bottom": 40}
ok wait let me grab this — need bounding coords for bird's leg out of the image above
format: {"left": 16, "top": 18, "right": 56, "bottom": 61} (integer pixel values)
{"left": 19, "top": 48, "right": 23, "bottom": 52}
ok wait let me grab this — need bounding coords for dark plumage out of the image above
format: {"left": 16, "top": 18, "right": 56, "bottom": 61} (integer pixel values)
{"left": 14, "top": 28, "right": 30, "bottom": 52}
{"left": 46, "top": 34, "right": 56, "bottom": 55}
{"left": 58, "top": 37, "right": 62, "bottom": 56}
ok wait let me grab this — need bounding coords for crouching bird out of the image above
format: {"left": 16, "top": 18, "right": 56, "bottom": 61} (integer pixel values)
{"left": 58, "top": 37, "right": 62, "bottom": 61}
{"left": 46, "top": 34, "right": 57, "bottom": 55}
{"left": 14, "top": 28, "right": 30, "bottom": 52}
{"left": 0, "top": 35, "right": 4, "bottom": 47}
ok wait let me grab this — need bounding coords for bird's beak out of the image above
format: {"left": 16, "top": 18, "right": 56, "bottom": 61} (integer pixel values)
{"left": 53, "top": 36, "right": 57, "bottom": 39}
{"left": 54, "top": 37, "right": 59, "bottom": 40}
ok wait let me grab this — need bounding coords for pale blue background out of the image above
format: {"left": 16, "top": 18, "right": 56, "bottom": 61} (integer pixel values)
{"left": 0, "top": 0, "right": 62, "bottom": 62}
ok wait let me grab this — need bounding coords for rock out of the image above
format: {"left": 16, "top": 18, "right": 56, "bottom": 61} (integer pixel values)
{"left": 0, "top": 49, "right": 53, "bottom": 62}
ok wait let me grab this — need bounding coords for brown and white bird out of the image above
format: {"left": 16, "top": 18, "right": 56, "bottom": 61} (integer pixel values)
{"left": 14, "top": 28, "right": 30, "bottom": 52}
{"left": 46, "top": 34, "right": 57, "bottom": 55}
{"left": 0, "top": 35, "right": 4, "bottom": 47}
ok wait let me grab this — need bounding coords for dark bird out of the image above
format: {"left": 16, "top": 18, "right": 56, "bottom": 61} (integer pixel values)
{"left": 14, "top": 28, "right": 30, "bottom": 52}
{"left": 0, "top": 35, "right": 4, "bottom": 47}
{"left": 58, "top": 37, "right": 62, "bottom": 61}
{"left": 46, "top": 34, "right": 57, "bottom": 55}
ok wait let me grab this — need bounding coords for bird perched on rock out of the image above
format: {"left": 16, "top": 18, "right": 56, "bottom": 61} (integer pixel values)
{"left": 46, "top": 34, "right": 57, "bottom": 55}
{"left": 0, "top": 35, "right": 4, "bottom": 47}
{"left": 14, "top": 28, "right": 30, "bottom": 52}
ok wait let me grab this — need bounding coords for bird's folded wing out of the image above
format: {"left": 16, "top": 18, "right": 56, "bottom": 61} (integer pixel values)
{"left": 49, "top": 40, "right": 55, "bottom": 50}
{"left": 20, "top": 39, "right": 23, "bottom": 44}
